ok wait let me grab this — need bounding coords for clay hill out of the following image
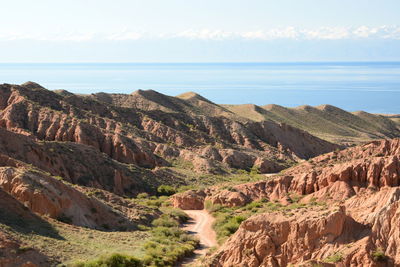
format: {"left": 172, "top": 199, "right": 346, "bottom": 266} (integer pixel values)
{"left": 173, "top": 139, "right": 400, "bottom": 266}
{"left": 0, "top": 82, "right": 399, "bottom": 266}
{"left": 0, "top": 82, "right": 341, "bottom": 182}
{"left": 222, "top": 103, "right": 400, "bottom": 145}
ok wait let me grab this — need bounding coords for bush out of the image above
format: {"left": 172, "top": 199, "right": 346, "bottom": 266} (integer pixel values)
{"left": 157, "top": 185, "right": 176, "bottom": 196}
{"left": 204, "top": 200, "right": 223, "bottom": 213}
{"left": 152, "top": 215, "right": 179, "bottom": 228}
{"left": 324, "top": 252, "right": 343, "bottom": 263}
{"left": 136, "top": 192, "right": 149, "bottom": 199}
{"left": 143, "top": 213, "right": 199, "bottom": 267}
{"left": 371, "top": 248, "right": 387, "bottom": 262}
{"left": 223, "top": 220, "right": 239, "bottom": 234}
{"left": 250, "top": 166, "right": 260, "bottom": 175}
{"left": 74, "top": 253, "right": 142, "bottom": 267}
{"left": 75, "top": 211, "right": 198, "bottom": 267}
{"left": 161, "top": 208, "right": 190, "bottom": 223}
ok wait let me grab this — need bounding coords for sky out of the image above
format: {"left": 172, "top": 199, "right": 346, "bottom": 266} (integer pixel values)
{"left": 1, "top": 0, "right": 400, "bottom": 62}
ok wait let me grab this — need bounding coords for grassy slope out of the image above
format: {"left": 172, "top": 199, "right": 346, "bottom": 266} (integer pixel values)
{"left": 223, "top": 103, "right": 400, "bottom": 144}
{"left": 79, "top": 89, "right": 400, "bottom": 145}
{"left": 0, "top": 191, "right": 197, "bottom": 266}
{"left": 0, "top": 206, "right": 149, "bottom": 265}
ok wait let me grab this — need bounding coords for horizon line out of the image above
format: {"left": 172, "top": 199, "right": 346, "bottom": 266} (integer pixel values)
{"left": 1, "top": 60, "right": 400, "bottom": 64}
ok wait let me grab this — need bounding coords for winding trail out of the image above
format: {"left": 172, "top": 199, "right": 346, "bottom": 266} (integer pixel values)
{"left": 178, "top": 210, "right": 217, "bottom": 266}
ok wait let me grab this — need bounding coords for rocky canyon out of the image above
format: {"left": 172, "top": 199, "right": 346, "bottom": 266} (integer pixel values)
{"left": 0, "top": 82, "right": 400, "bottom": 266}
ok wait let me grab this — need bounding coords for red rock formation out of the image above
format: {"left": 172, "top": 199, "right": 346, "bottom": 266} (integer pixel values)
{"left": 0, "top": 82, "right": 340, "bottom": 178}
{"left": 0, "top": 167, "right": 151, "bottom": 230}
{"left": 211, "top": 207, "right": 352, "bottom": 267}
{"left": 172, "top": 190, "right": 206, "bottom": 210}
{"left": 173, "top": 139, "right": 400, "bottom": 266}
{"left": 0, "top": 127, "right": 159, "bottom": 196}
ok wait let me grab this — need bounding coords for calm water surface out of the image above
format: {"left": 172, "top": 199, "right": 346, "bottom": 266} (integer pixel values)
{"left": 0, "top": 62, "right": 399, "bottom": 113}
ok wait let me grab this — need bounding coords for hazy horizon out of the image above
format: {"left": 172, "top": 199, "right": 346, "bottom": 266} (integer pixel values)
{"left": 1, "top": 0, "right": 400, "bottom": 62}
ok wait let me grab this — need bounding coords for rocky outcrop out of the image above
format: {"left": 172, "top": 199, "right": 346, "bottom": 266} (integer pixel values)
{"left": 211, "top": 207, "right": 353, "bottom": 267}
{"left": 172, "top": 190, "right": 206, "bottom": 210}
{"left": 196, "top": 139, "right": 400, "bottom": 266}
{"left": 172, "top": 176, "right": 293, "bottom": 209}
{"left": 210, "top": 188, "right": 400, "bottom": 266}
{"left": 0, "top": 167, "right": 155, "bottom": 230}
{"left": 286, "top": 139, "right": 400, "bottom": 200}
{"left": 0, "top": 127, "right": 161, "bottom": 196}
{"left": 202, "top": 139, "right": 400, "bottom": 208}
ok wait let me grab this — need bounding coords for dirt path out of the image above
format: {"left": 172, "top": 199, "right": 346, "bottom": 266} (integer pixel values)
{"left": 178, "top": 210, "right": 217, "bottom": 266}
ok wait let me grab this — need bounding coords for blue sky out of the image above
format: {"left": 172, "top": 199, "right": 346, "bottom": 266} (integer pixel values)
{"left": 1, "top": 0, "right": 400, "bottom": 62}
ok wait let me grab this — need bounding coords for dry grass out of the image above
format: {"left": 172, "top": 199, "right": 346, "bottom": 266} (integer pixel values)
{"left": 224, "top": 103, "right": 400, "bottom": 144}
{"left": 0, "top": 218, "right": 149, "bottom": 265}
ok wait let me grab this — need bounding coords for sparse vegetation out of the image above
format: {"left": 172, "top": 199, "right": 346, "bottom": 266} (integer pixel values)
{"left": 132, "top": 195, "right": 169, "bottom": 208}
{"left": 73, "top": 253, "right": 142, "bottom": 267}
{"left": 166, "top": 166, "right": 274, "bottom": 189}
{"left": 225, "top": 102, "right": 400, "bottom": 144}
{"left": 205, "top": 196, "right": 327, "bottom": 244}
{"left": 142, "top": 225, "right": 198, "bottom": 266}
{"left": 371, "top": 248, "right": 387, "bottom": 262}
{"left": 324, "top": 252, "right": 343, "bottom": 263}
{"left": 66, "top": 195, "right": 195, "bottom": 267}
{"left": 157, "top": 185, "right": 177, "bottom": 196}
{"left": 136, "top": 192, "right": 149, "bottom": 199}
{"left": 3, "top": 84, "right": 399, "bottom": 267}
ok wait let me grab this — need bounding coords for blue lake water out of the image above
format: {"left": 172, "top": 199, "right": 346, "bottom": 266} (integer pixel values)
{"left": 0, "top": 62, "right": 399, "bottom": 114}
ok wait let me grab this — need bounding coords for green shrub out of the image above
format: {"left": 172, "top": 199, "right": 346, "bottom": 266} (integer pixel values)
{"left": 233, "top": 215, "right": 247, "bottom": 224}
{"left": 143, "top": 215, "right": 199, "bottom": 267}
{"left": 225, "top": 186, "right": 237, "bottom": 192}
{"left": 157, "top": 185, "right": 176, "bottom": 196}
{"left": 244, "top": 201, "right": 263, "bottom": 210}
{"left": 161, "top": 208, "right": 190, "bottom": 223}
{"left": 136, "top": 192, "right": 149, "bottom": 199}
{"left": 324, "top": 252, "right": 343, "bottom": 263}
{"left": 211, "top": 213, "right": 248, "bottom": 244}
{"left": 75, "top": 211, "right": 198, "bottom": 267}
{"left": 152, "top": 215, "right": 179, "bottom": 228}
{"left": 223, "top": 220, "right": 239, "bottom": 234}
{"left": 288, "top": 193, "right": 302, "bottom": 203}
{"left": 249, "top": 166, "right": 260, "bottom": 175}
{"left": 371, "top": 248, "right": 387, "bottom": 262}
{"left": 73, "top": 253, "right": 142, "bottom": 267}
{"left": 204, "top": 200, "right": 223, "bottom": 213}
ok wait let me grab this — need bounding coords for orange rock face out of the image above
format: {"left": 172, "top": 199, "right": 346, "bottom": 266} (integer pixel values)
{"left": 172, "top": 190, "right": 206, "bottom": 210}
{"left": 194, "top": 139, "right": 400, "bottom": 266}
{"left": 211, "top": 207, "right": 350, "bottom": 267}
{"left": 0, "top": 166, "right": 155, "bottom": 230}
